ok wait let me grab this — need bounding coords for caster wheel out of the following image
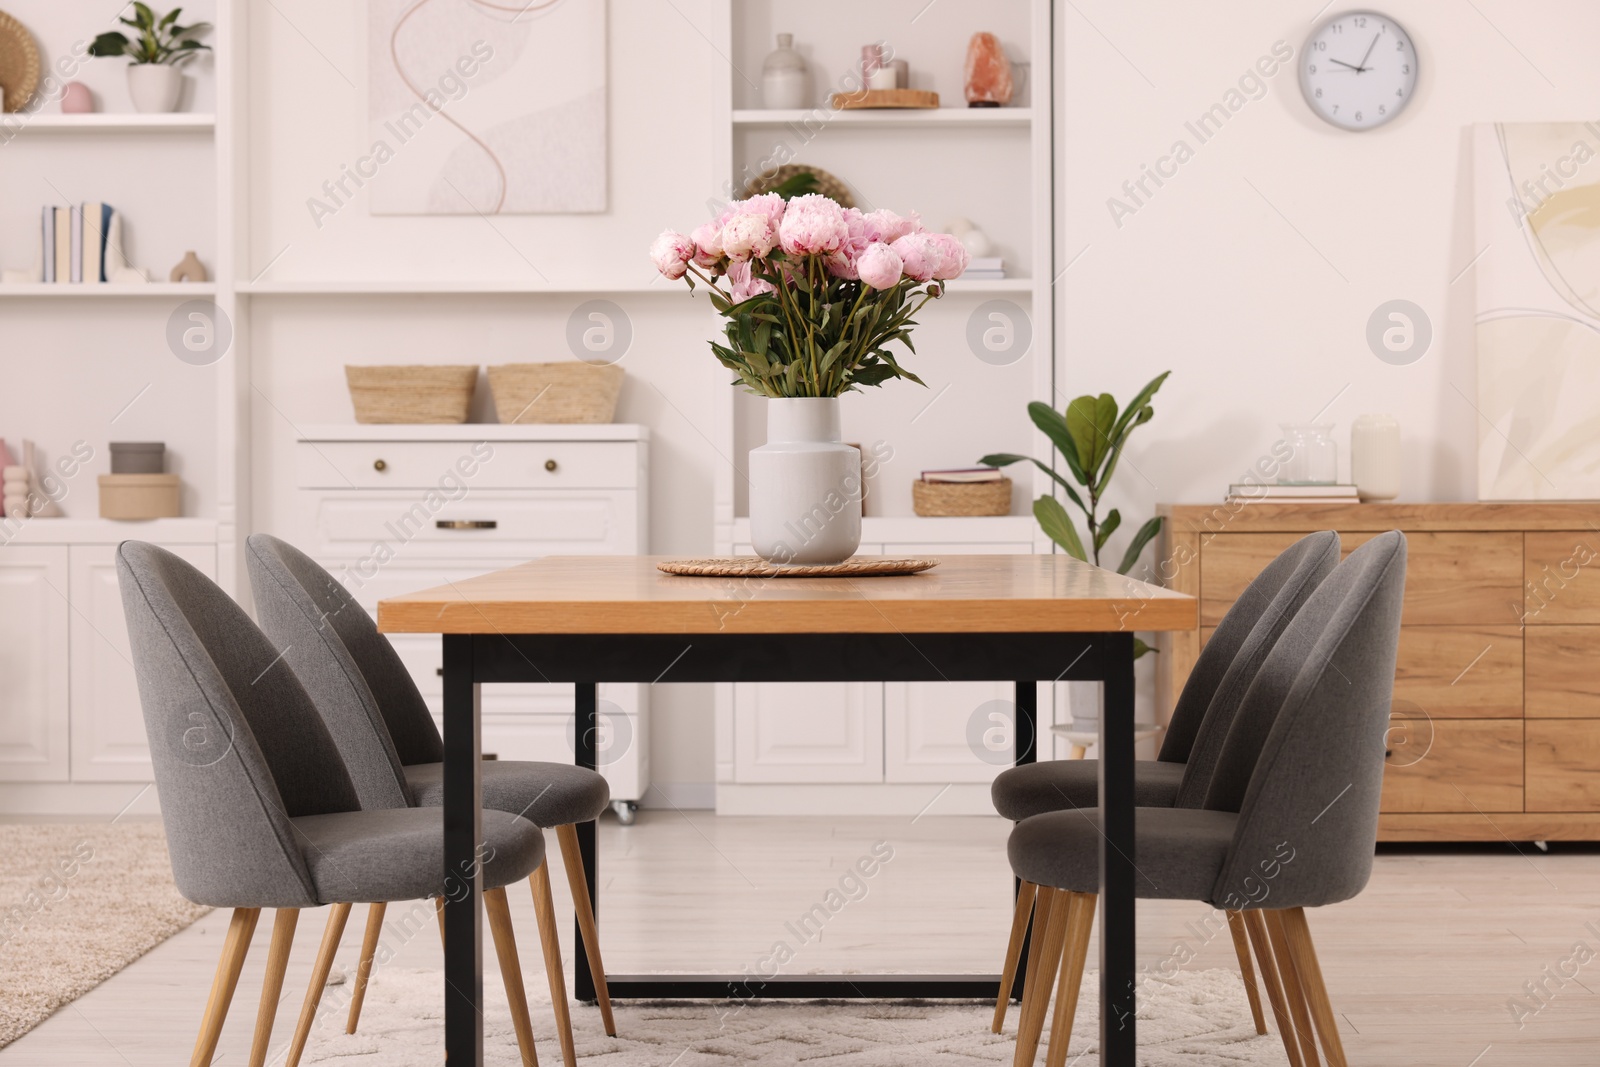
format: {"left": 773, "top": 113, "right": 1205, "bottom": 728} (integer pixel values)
{"left": 612, "top": 800, "right": 638, "bottom": 825}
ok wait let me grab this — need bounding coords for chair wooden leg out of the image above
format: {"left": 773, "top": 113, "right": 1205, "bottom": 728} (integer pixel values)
{"left": 247, "top": 908, "right": 299, "bottom": 1067}
{"left": 1014, "top": 885, "right": 1056, "bottom": 1039}
{"left": 344, "top": 902, "right": 385, "bottom": 1035}
{"left": 1241, "top": 909, "right": 1304, "bottom": 1067}
{"left": 530, "top": 860, "right": 578, "bottom": 1067}
{"left": 1013, "top": 888, "right": 1070, "bottom": 1067}
{"left": 1044, "top": 892, "right": 1096, "bottom": 1067}
{"left": 486, "top": 886, "right": 540, "bottom": 1067}
{"left": 1278, "top": 908, "right": 1347, "bottom": 1067}
{"left": 1226, "top": 909, "right": 1269, "bottom": 1035}
{"left": 435, "top": 895, "right": 446, "bottom": 947}
{"left": 285, "top": 902, "right": 352, "bottom": 1067}
{"left": 1067, "top": 744, "right": 1088, "bottom": 760}
{"left": 190, "top": 906, "right": 260, "bottom": 1067}
{"left": 992, "top": 880, "right": 1039, "bottom": 1033}
{"left": 556, "top": 822, "right": 616, "bottom": 1036}
{"left": 1267, "top": 910, "right": 1322, "bottom": 1067}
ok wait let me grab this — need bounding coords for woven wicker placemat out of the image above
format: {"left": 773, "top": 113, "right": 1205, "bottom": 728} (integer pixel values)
{"left": 658, "top": 557, "right": 938, "bottom": 578}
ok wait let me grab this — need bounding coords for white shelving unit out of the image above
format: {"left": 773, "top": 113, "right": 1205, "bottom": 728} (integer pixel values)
{"left": 731, "top": 107, "right": 1033, "bottom": 128}
{"left": 0, "top": 283, "right": 217, "bottom": 297}
{"left": 0, "top": 113, "right": 216, "bottom": 132}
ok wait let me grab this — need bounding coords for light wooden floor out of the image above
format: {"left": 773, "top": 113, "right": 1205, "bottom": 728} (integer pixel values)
{"left": 3, "top": 812, "right": 1598, "bottom": 1064}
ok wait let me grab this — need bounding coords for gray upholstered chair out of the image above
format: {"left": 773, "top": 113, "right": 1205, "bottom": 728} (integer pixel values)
{"left": 245, "top": 532, "right": 616, "bottom": 1051}
{"left": 116, "top": 541, "right": 554, "bottom": 1067}
{"left": 1003, "top": 531, "right": 1406, "bottom": 1067}
{"left": 989, "top": 530, "right": 1340, "bottom": 1034}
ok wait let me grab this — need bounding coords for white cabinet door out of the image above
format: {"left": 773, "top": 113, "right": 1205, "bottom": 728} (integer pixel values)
{"left": 732, "top": 682, "right": 884, "bottom": 783}
{"left": 0, "top": 546, "right": 70, "bottom": 781}
{"left": 884, "top": 680, "right": 1015, "bottom": 784}
{"left": 69, "top": 543, "right": 216, "bottom": 782}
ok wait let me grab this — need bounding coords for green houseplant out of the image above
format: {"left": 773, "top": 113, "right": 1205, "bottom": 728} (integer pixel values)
{"left": 981, "top": 370, "right": 1171, "bottom": 653}
{"left": 88, "top": 4, "right": 211, "bottom": 113}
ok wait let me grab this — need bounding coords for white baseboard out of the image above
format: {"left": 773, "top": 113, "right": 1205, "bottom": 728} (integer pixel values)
{"left": 714, "top": 782, "right": 998, "bottom": 817}
{"left": 0, "top": 781, "right": 160, "bottom": 818}
{"left": 640, "top": 782, "right": 716, "bottom": 810}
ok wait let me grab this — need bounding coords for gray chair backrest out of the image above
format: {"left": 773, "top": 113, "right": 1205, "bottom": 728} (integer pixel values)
{"left": 1164, "top": 531, "right": 1340, "bottom": 799}
{"left": 246, "top": 534, "right": 442, "bottom": 806}
{"left": 1207, "top": 531, "right": 1407, "bottom": 910}
{"left": 116, "top": 541, "right": 361, "bottom": 908}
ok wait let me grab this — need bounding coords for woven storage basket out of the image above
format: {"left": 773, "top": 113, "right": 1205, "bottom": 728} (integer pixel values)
{"left": 487, "top": 362, "right": 625, "bottom": 424}
{"left": 345, "top": 365, "right": 476, "bottom": 424}
{"left": 912, "top": 477, "right": 1012, "bottom": 517}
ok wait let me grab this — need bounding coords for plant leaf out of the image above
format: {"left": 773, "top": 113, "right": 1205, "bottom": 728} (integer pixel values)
{"left": 1108, "top": 370, "right": 1170, "bottom": 443}
{"left": 1116, "top": 516, "right": 1162, "bottom": 575}
{"left": 1132, "top": 637, "right": 1157, "bottom": 660}
{"left": 1095, "top": 508, "right": 1121, "bottom": 551}
{"left": 980, "top": 453, "right": 1087, "bottom": 512}
{"left": 1033, "top": 495, "right": 1087, "bottom": 562}
{"left": 88, "top": 31, "right": 132, "bottom": 57}
{"left": 1026, "top": 402, "right": 1087, "bottom": 485}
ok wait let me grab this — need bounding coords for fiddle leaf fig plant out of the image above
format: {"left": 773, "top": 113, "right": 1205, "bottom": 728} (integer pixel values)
{"left": 981, "top": 370, "right": 1171, "bottom": 656}
{"left": 89, "top": 4, "right": 212, "bottom": 66}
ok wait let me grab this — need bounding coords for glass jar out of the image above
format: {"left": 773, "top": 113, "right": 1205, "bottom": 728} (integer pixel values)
{"left": 761, "top": 34, "right": 810, "bottom": 110}
{"left": 1278, "top": 424, "right": 1338, "bottom": 485}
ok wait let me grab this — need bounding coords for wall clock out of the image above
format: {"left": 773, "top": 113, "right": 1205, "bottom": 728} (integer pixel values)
{"left": 1299, "top": 11, "right": 1418, "bottom": 131}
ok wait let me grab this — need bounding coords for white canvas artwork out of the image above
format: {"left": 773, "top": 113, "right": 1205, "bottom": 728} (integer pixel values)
{"left": 367, "top": 0, "right": 606, "bottom": 215}
{"left": 1474, "top": 122, "right": 1600, "bottom": 500}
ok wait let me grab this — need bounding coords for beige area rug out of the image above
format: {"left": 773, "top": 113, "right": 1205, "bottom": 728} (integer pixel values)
{"left": 302, "top": 967, "right": 1286, "bottom": 1065}
{"left": 0, "top": 821, "right": 210, "bottom": 1046}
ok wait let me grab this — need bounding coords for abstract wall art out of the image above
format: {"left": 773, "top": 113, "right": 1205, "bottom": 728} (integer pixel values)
{"left": 367, "top": 0, "right": 606, "bottom": 216}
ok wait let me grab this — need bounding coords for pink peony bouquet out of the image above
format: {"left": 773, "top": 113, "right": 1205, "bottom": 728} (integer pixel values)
{"left": 649, "top": 194, "right": 969, "bottom": 397}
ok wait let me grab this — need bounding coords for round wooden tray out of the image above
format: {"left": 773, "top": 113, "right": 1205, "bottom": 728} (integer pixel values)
{"left": 658, "top": 556, "right": 938, "bottom": 578}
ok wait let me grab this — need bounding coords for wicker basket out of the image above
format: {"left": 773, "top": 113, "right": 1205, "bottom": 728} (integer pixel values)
{"left": 912, "top": 477, "right": 1012, "bottom": 517}
{"left": 487, "top": 362, "right": 625, "bottom": 424}
{"left": 345, "top": 365, "right": 476, "bottom": 424}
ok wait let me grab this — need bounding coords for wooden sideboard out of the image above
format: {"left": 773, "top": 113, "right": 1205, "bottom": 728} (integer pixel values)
{"left": 1155, "top": 503, "right": 1600, "bottom": 842}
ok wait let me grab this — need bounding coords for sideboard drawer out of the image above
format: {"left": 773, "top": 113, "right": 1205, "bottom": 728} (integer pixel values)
{"left": 296, "top": 440, "right": 639, "bottom": 490}
{"left": 1526, "top": 720, "right": 1600, "bottom": 811}
{"left": 1199, "top": 533, "right": 1305, "bottom": 626}
{"left": 1379, "top": 718, "right": 1522, "bottom": 813}
{"left": 310, "top": 491, "right": 638, "bottom": 557}
{"left": 1526, "top": 627, "right": 1600, "bottom": 717}
{"left": 1525, "top": 532, "right": 1600, "bottom": 624}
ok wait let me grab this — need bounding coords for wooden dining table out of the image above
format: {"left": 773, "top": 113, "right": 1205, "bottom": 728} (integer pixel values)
{"left": 377, "top": 553, "right": 1196, "bottom": 1067}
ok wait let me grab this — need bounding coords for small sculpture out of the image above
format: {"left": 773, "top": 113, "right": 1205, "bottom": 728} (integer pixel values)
{"left": 964, "top": 32, "right": 1014, "bottom": 107}
{"left": 170, "top": 250, "right": 207, "bottom": 283}
{"left": 60, "top": 82, "right": 94, "bottom": 113}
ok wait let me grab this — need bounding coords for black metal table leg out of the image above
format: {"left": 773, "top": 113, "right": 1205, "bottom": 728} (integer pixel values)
{"left": 442, "top": 634, "right": 484, "bottom": 1066}
{"left": 573, "top": 682, "right": 599, "bottom": 1004}
{"left": 1099, "top": 632, "right": 1137, "bottom": 1066}
{"left": 1012, "top": 679, "right": 1038, "bottom": 1001}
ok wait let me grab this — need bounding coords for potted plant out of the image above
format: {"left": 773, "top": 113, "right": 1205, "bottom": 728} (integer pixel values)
{"left": 650, "top": 194, "right": 969, "bottom": 564}
{"left": 88, "top": 4, "right": 211, "bottom": 113}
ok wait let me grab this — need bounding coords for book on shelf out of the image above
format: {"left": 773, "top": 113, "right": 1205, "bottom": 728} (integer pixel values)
{"left": 963, "top": 256, "right": 1005, "bottom": 280}
{"left": 53, "top": 208, "right": 69, "bottom": 285}
{"left": 41, "top": 207, "right": 55, "bottom": 283}
{"left": 921, "top": 467, "right": 1005, "bottom": 484}
{"left": 84, "top": 202, "right": 111, "bottom": 283}
{"left": 69, "top": 205, "right": 83, "bottom": 283}
{"left": 1225, "top": 483, "right": 1359, "bottom": 504}
{"left": 35, "top": 203, "right": 117, "bottom": 284}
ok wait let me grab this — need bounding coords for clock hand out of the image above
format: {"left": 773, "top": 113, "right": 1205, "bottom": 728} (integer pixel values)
{"left": 1327, "top": 58, "right": 1362, "bottom": 71}
{"left": 1356, "top": 32, "right": 1380, "bottom": 72}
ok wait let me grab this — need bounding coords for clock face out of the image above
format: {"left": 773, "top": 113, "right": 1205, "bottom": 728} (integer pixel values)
{"left": 1299, "top": 11, "right": 1418, "bottom": 131}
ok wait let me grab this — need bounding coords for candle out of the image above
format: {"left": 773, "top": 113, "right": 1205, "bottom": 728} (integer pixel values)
{"left": 1351, "top": 414, "right": 1401, "bottom": 501}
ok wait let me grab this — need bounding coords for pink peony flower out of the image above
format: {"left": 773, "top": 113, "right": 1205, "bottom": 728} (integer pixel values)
{"left": 927, "top": 233, "right": 970, "bottom": 280}
{"left": 690, "top": 221, "right": 724, "bottom": 267}
{"left": 727, "top": 259, "right": 776, "bottom": 303}
{"left": 778, "top": 193, "right": 850, "bottom": 256}
{"left": 825, "top": 208, "right": 872, "bottom": 279}
{"left": 734, "top": 192, "right": 787, "bottom": 229}
{"left": 856, "top": 242, "right": 904, "bottom": 290}
{"left": 891, "top": 232, "right": 940, "bottom": 282}
{"left": 649, "top": 230, "right": 694, "bottom": 280}
{"left": 862, "top": 209, "right": 923, "bottom": 244}
{"left": 720, "top": 213, "right": 777, "bottom": 261}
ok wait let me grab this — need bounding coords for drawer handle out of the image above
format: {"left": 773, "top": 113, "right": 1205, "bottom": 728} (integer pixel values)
{"left": 544, "top": 458, "right": 558, "bottom": 472}
{"left": 373, "top": 459, "right": 387, "bottom": 472}
{"left": 436, "top": 520, "right": 497, "bottom": 530}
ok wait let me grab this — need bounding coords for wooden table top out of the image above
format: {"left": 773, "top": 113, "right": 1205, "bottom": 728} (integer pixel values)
{"left": 376, "top": 554, "right": 1196, "bottom": 636}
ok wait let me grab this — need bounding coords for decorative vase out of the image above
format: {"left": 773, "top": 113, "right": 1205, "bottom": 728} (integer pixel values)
{"left": 761, "top": 34, "right": 810, "bottom": 109}
{"left": 127, "top": 65, "right": 183, "bottom": 113}
{"left": 749, "top": 397, "right": 862, "bottom": 565}
{"left": 1278, "top": 423, "right": 1338, "bottom": 485}
{"left": 1350, "top": 414, "right": 1401, "bottom": 501}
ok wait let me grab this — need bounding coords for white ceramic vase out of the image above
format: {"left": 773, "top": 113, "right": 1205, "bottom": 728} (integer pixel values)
{"left": 749, "top": 397, "right": 862, "bottom": 565}
{"left": 127, "top": 65, "right": 184, "bottom": 113}
{"left": 1351, "top": 414, "right": 1402, "bottom": 501}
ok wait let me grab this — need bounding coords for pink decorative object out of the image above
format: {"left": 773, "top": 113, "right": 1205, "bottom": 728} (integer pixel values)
{"left": 60, "top": 81, "right": 94, "bottom": 113}
{"left": 964, "top": 32, "right": 1014, "bottom": 108}
{"left": 860, "top": 43, "right": 885, "bottom": 84}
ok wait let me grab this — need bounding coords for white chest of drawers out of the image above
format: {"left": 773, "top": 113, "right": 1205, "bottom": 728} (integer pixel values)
{"left": 290, "top": 424, "right": 650, "bottom": 821}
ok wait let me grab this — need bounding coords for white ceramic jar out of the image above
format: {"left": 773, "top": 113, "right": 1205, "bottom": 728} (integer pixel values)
{"left": 748, "top": 397, "right": 862, "bottom": 565}
{"left": 1351, "top": 414, "right": 1401, "bottom": 501}
{"left": 761, "top": 34, "right": 810, "bottom": 110}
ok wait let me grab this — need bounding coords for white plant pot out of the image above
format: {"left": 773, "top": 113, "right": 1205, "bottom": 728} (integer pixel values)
{"left": 749, "top": 397, "right": 862, "bottom": 565}
{"left": 127, "top": 65, "right": 184, "bottom": 113}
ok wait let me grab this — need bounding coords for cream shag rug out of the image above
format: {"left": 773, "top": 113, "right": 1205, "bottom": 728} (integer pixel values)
{"left": 0, "top": 822, "right": 210, "bottom": 1046}
{"left": 303, "top": 967, "right": 1286, "bottom": 1065}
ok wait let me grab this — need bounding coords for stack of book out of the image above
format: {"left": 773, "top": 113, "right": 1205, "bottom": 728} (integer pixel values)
{"left": 963, "top": 256, "right": 1005, "bottom": 280}
{"left": 1226, "top": 483, "right": 1359, "bottom": 505}
{"left": 39, "top": 203, "right": 122, "bottom": 283}
{"left": 921, "top": 467, "right": 1005, "bottom": 483}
